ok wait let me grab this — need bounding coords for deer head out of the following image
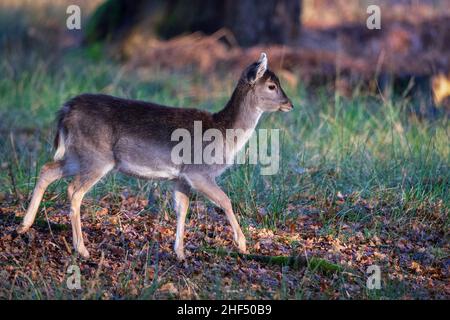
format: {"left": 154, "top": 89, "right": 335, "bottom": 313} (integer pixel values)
{"left": 242, "top": 52, "right": 294, "bottom": 113}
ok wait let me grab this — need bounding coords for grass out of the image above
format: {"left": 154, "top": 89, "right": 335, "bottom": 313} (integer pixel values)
{"left": 0, "top": 2, "right": 448, "bottom": 300}
{"left": 3, "top": 54, "right": 447, "bottom": 226}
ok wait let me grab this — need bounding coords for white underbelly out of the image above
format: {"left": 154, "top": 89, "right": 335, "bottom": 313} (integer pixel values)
{"left": 117, "top": 162, "right": 180, "bottom": 180}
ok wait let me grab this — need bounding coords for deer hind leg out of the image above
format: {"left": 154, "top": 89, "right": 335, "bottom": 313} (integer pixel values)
{"left": 173, "top": 179, "right": 191, "bottom": 261}
{"left": 68, "top": 164, "right": 113, "bottom": 259}
{"left": 67, "top": 175, "right": 80, "bottom": 201}
{"left": 186, "top": 175, "right": 247, "bottom": 254}
{"left": 18, "top": 161, "right": 68, "bottom": 234}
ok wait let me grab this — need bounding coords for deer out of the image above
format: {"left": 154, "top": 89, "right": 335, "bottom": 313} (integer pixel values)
{"left": 17, "top": 52, "right": 293, "bottom": 261}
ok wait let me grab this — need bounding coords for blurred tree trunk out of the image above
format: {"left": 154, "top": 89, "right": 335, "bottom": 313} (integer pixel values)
{"left": 223, "top": 0, "right": 301, "bottom": 46}
{"left": 85, "top": 0, "right": 302, "bottom": 46}
{"left": 84, "top": 0, "right": 146, "bottom": 44}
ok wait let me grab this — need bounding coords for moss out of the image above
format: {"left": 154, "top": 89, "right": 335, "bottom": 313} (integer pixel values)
{"left": 203, "top": 247, "right": 343, "bottom": 275}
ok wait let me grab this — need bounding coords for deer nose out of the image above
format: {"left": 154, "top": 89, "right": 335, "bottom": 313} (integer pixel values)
{"left": 280, "top": 100, "right": 294, "bottom": 112}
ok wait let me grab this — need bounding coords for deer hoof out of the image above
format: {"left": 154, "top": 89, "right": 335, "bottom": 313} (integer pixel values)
{"left": 236, "top": 237, "right": 247, "bottom": 254}
{"left": 175, "top": 250, "right": 186, "bottom": 261}
{"left": 17, "top": 224, "right": 30, "bottom": 234}
{"left": 77, "top": 247, "right": 90, "bottom": 259}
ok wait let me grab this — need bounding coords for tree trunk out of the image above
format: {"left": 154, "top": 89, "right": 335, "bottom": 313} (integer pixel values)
{"left": 85, "top": 0, "right": 302, "bottom": 47}
{"left": 224, "top": 0, "right": 301, "bottom": 46}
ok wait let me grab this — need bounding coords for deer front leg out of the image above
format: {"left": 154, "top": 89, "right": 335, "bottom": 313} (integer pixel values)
{"left": 186, "top": 175, "right": 247, "bottom": 254}
{"left": 173, "top": 180, "right": 190, "bottom": 261}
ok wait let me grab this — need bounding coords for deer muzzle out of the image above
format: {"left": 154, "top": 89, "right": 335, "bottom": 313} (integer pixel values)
{"left": 279, "top": 101, "right": 294, "bottom": 112}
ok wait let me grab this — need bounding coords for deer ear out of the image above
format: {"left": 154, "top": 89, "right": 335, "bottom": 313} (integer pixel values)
{"left": 246, "top": 52, "right": 268, "bottom": 84}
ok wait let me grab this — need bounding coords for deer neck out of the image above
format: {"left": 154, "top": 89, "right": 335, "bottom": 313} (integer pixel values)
{"left": 214, "top": 84, "right": 263, "bottom": 156}
{"left": 215, "top": 84, "right": 262, "bottom": 133}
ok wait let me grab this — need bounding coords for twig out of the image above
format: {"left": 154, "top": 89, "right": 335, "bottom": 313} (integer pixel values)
{"left": 61, "top": 236, "right": 72, "bottom": 254}
{"left": 5, "top": 214, "right": 69, "bottom": 232}
{"left": 9, "top": 132, "right": 20, "bottom": 168}
{"left": 7, "top": 163, "right": 18, "bottom": 201}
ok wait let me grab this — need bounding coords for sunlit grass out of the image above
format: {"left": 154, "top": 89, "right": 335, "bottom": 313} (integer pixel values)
{"left": 0, "top": 50, "right": 448, "bottom": 231}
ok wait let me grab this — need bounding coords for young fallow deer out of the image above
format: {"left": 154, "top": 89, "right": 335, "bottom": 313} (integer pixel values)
{"left": 17, "top": 53, "right": 293, "bottom": 260}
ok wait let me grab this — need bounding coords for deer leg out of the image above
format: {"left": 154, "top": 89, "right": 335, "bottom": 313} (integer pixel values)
{"left": 67, "top": 175, "right": 80, "bottom": 201}
{"left": 18, "top": 161, "right": 66, "bottom": 234}
{"left": 68, "top": 165, "right": 112, "bottom": 258}
{"left": 187, "top": 175, "right": 247, "bottom": 254}
{"left": 173, "top": 179, "right": 191, "bottom": 261}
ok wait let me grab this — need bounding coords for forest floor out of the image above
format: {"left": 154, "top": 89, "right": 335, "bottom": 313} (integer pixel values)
{"left": 0, "top": 188, "right": 448, "bottom": 299}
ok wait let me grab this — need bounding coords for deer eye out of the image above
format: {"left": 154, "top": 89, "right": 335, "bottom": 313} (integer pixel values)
{"left": 268, "top": 84, "right": 276, "bottom": 91}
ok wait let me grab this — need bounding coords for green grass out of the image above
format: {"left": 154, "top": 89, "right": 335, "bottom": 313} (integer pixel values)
{"left": 1, "top": 41, "right": 448, "bottom": 228}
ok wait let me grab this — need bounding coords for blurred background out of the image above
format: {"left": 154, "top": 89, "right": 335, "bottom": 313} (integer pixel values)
{"left": 2, "top": 0, "right": 450, "bottom": 112}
